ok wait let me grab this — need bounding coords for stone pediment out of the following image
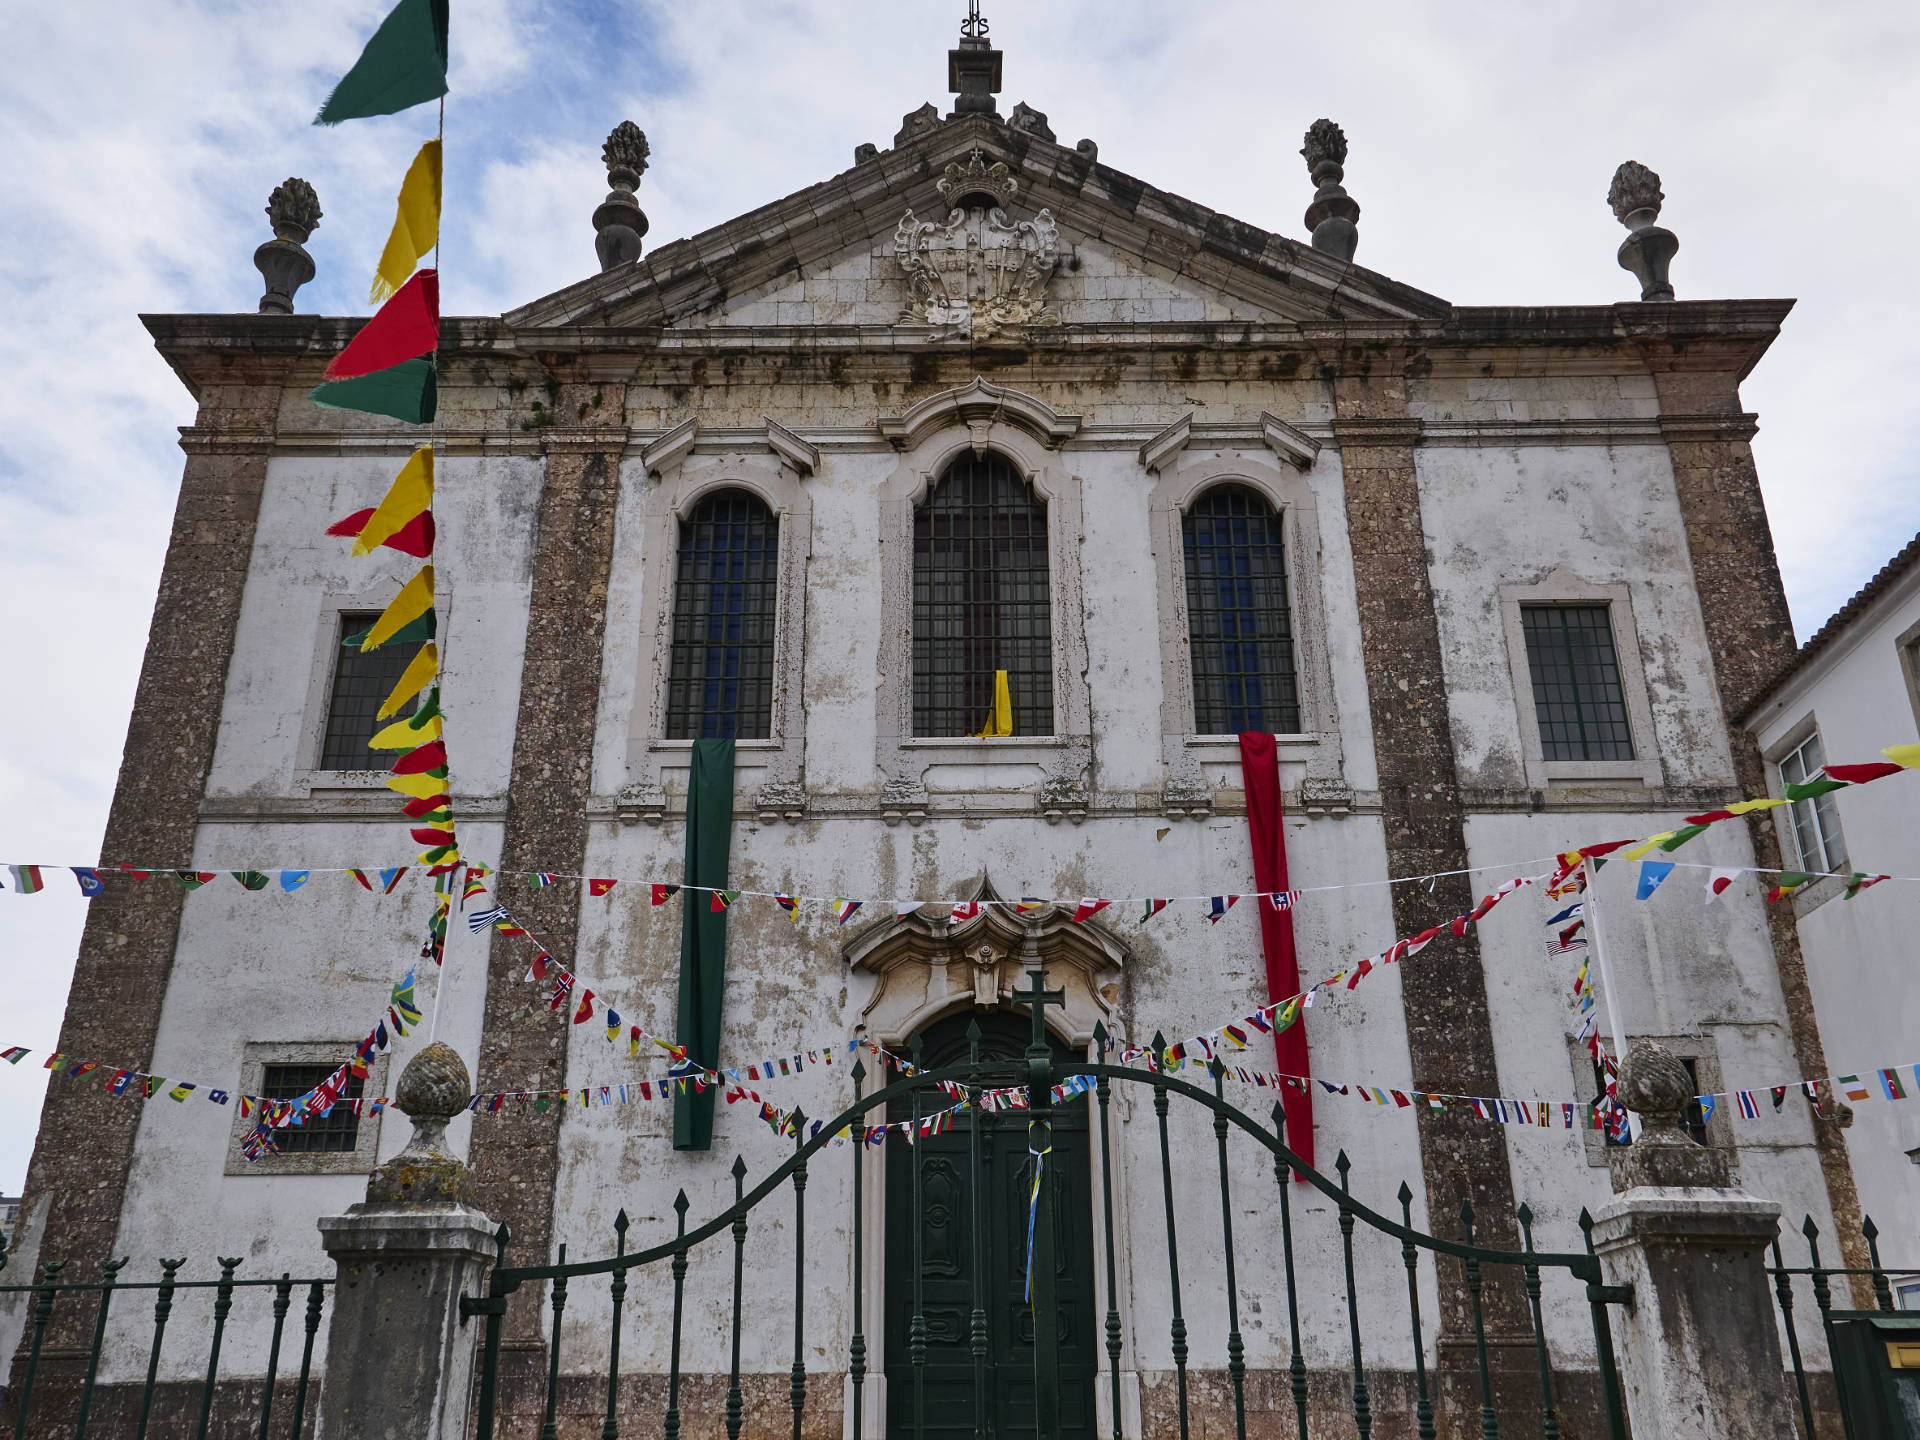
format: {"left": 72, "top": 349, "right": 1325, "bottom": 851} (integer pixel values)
{"left": 504, "top": 114, "right": 1449, "bottom": 333}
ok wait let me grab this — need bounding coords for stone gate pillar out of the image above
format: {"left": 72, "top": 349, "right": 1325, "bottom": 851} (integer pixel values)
{"left": 1590, "top": 1041, "right": 1801, "bottom": 1439}
{"left": 315, "top": 1042, "right": 498, "bottom": 1440}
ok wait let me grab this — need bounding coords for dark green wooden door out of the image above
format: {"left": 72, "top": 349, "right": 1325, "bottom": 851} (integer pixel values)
{"left": 884, "top": 1014, "right": 1099, "bottom": 1440}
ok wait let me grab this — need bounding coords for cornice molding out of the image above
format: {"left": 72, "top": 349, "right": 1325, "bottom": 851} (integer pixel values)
{"left": 1329, "top": 417, "right": 1423, "bottom": 447}
{"left": 763, "top": 416, "right": 820, "bottom": 476}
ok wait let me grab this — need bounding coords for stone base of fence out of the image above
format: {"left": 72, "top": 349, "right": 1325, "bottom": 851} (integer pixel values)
{"left": 0, "top": 1374, "right": 321, "bottom": 1440}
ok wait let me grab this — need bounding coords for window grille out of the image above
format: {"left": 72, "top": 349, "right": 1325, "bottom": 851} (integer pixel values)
{"left": 912, "top": 452, "right": 1053, "bottom": 737}
{"left": 664, "top": 490, "right": 778, "bottom": 740}
{"left": 1181, "top": 486, "right": 1301, "bottom": 734}
{"left": 1520, "top": 605, "right": 1635, "bottom": 761}
{"left": 321, "top": 614, "right": 420, "bottom": 770}
{"left": 1780, "top": 731, "right": 1847, "bottom": 873}
{"left": 261, "top": 1063, "right": 363, "bottom": 1155}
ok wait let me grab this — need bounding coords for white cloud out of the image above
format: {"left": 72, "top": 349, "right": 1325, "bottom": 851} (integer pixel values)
{"left": 3, "top": 0, "right": 1917, "bottom": 1187}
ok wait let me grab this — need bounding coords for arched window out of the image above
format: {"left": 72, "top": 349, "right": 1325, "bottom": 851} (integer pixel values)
{"left": 664, "top": 489, "right": 778, "bottom": 739}
{"left": 912, "top": 452, "right": 1052, "bottom": 737}
{"left": 1182, "top": 485, "right": 1300, "bottom": 734}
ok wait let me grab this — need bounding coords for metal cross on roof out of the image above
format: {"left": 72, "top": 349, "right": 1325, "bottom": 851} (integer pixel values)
{"left": 961, "top": 0, "right": 988, "bottom": 38}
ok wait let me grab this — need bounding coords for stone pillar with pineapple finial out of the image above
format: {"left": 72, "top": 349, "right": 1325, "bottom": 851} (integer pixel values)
{"left": 314, "top": 1042, "right": 500, "bottom": 1440}
{"left": 1589, "top": 1040, "right": 1799, "bottom": 1439}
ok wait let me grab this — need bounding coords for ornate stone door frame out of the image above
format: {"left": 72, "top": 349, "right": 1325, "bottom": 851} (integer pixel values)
{"left": 840, "top": 880, "right": 1145, "bottom": 1436}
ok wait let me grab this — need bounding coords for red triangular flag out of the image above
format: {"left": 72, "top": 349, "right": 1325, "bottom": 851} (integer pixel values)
{"left": 572, "top": 987, "right": 596, "bottom": 1025}
{"left": 390, "top": 740, "right": 448, "bottom": 775}
{"left": 588, "top": 878, "right": 617, "bottom": 897}
{"left": 322, "top": 270, "right": 439, "bottom": 381}
{"left": 401, "top": 792, "right": 452, "bottom": 818}
{"left": 325, "top": 508, "right": 436, "bottom": 558}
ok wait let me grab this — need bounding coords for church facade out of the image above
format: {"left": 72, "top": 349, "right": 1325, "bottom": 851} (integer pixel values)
{"left": 9, "top": 19, "right": 1871, "bottom": 1438}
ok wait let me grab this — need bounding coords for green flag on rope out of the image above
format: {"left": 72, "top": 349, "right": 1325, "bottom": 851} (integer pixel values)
{"left": 673, "top": 738, "right": 735, "bottom": 1151}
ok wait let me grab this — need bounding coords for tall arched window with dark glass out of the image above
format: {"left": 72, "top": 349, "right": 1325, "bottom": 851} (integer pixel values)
{"left": 1182, "top": 485, "right": 1301, "bottom": 734}
{"left": 913, "top": 452, "right": 1053, "bottom": 737}
{"left": 664, "top": 490, "right": 778, "bottom": 739}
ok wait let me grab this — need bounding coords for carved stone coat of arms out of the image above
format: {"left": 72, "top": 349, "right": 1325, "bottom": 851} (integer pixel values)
{"left": 895, "top": 150, "right": 1060, "bottom": 340}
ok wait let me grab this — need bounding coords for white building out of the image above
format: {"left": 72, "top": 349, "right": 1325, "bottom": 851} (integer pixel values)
{"left": 1747, "top": 530, "right": 1920, "bottom": 1298}
{"left": 5, "top": 18, "right": 1887, "bottom": 1437}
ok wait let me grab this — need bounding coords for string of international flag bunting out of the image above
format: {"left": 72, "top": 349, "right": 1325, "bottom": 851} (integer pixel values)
{"left": 11, "top": 741, "right": 1920, "bottom": 1157}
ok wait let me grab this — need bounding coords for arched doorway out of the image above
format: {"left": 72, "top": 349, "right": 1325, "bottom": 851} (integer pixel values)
{"left": 883, "top": 1010, "right": 1100, "bottom": 1440}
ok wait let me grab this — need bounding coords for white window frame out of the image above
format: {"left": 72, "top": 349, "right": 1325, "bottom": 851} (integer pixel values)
{"left": 1499, "top": 570, "right": 1662, "bottom": 790}
{"left": 225, "top": 1040, "right": 389, "bottom": 1177}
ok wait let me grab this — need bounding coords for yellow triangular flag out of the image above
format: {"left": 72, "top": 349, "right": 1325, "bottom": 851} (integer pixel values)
{"left": 1884, "top": 744, "right": 1920, "bottom": 770}
{"left": 371, "top": 140, "right": 442, "bottom": 303}
{"left": 369, "top": 712, "right": 442, "bottom": 750}
{"left": 377, "top": 642, "right": 439, "bottom": 719}
{"left": 386, "top": 770, "right": 447, "bottom": 800}
{"left": 1726, "top": 797, "right": 1787, "bottom": 815}
{"left": 352, "top": 446, "right": 434, "bottom": 558}
{"left": 1622, "top": 832, "right": 1675, "bottom": 862}
{"left": 361, "top": 567, "right": 434, "bottom": 651}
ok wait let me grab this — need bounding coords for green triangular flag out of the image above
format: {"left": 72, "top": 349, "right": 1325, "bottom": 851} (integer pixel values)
{"left": 309, "top": 358, "right": 437, "bottom": 425}
{"left": 344, "top": 610, "right": 436, "bottom": 649}
{"left": 315, "top": 0, "right": 450, "bottom": 126}
{"left": 233, "top": 871, "right": 271, "bottom": 891}
{"left": 1658, "top": 824, "right": 1711, "bottom": 853}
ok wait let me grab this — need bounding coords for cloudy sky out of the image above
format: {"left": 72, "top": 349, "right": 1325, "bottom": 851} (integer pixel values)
{"left": 2, "top": 1, "right": 1917, "bottom": 1189}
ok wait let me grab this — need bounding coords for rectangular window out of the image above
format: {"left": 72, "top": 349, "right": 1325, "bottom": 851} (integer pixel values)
{"left": 1780, "top": 731, "right": 1848, "bottom": 873}
{"left": 1521, "top": 605, "right": 1635, "bottom": 761}
{"left": 321, "top": 613, "right": 419, "bottom": 770}
{"left": 261, "top": 1063, "right": 363, "bottom": 1154}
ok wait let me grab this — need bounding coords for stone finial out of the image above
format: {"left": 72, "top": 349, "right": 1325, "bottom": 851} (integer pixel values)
{"left": 1300, "top": 119, "right": 1360, "bottom": 263}
{"left": 1008, "top": 101, "right": 1055, "bottom": 143}
{"left": 593, "top": 121, "right": 651, "bottom": 273}
{"left": 1609, "top": 1039, "right": 1732, "bottom": 1190}
{"left": 1074, "top": 138, "right": 1099, "bottom": 167}
{"left": 895, "top": 101, "right": 941, "bottom": 148}
{"left": 947, "top": 6, "right": 1002, "bottom": 117}
{"left": 254, "top": 178, "right": 321, "bottom": 315}
{"left": 364, "top": 1041, "right": 479, "bottom": 1206}
{"left": 1609, "top": 160, "right": 1678, "bottom": 301}
{"left": 854, "top": 142, "right": 880, "bottom": 165}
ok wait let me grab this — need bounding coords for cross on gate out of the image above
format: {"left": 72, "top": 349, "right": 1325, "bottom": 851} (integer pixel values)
{"left": 1009, "top": 966, "right": 1065, "bottom": 1055}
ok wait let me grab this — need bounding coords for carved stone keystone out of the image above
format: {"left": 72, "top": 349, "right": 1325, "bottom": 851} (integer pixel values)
{"left": 253, "top": 178, "right": 321, "bottom": 315}
{"left": 1609, "top": 160, "right": 1678, "bottom": 301}
{"left": 1301, "top": 120, "right": 1360, "bottom": 262}
{"left": 594, "top": 120, "right": 651, "bottom": 272}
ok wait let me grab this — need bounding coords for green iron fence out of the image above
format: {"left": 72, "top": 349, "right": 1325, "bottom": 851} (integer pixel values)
{"left": 462, "top": 975, "right": 1637, "bottom": 1440}
{"left": 0, "top": 1242, "right": 333, "bottom": 1440}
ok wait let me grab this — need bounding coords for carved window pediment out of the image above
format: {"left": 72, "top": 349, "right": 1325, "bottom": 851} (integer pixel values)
{"left": 844, "top": 876, "right": 1124, "bottom": 1047}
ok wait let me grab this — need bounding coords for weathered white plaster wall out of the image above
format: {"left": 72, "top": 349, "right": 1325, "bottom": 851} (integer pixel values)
{"left": 1750, "top": 559, "right": 1920, "bottom": 1253}
{"left": 1415, "top": 440, "right": 1733, "bottom": 792}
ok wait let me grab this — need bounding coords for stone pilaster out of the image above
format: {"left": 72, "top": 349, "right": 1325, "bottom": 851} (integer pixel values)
{"left": 9, "top": 341, "right": 300, "bottom": 1362}
{"left": 1648, "top": 359, "right": 1872, "bottom": 1301}
{"left": 466, "top": 390, "right": 629, "bottom": 1347}
{"left": 1323, "top": 357, "right": 1536, "bottom": 1413}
